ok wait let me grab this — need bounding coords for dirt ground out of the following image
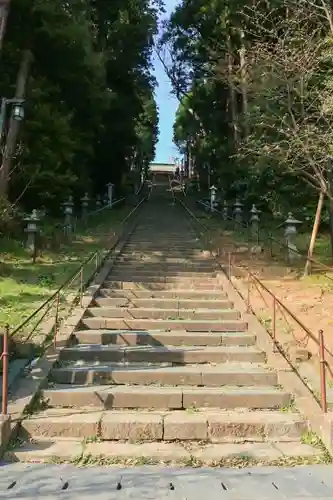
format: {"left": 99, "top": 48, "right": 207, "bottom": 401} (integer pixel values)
{"left": 208, "top": 229, "right": 333, "bottom": 374}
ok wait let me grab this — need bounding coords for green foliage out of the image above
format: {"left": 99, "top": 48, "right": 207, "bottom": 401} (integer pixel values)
{"left": 2, "top": 0, "right": 160, "bottom": 213}
{"left": 161, "top": 0, "right": 333, "bottom": 218}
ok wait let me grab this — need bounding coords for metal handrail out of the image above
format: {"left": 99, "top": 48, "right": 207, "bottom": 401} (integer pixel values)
{"left": 10, "top": 196, "right": 145, "bottom": 338}
{"left": 0, "top": 195, "right": 146, "bottom": 414}
{"left": 179, "top": 196, "right": 329, "bottom": 413}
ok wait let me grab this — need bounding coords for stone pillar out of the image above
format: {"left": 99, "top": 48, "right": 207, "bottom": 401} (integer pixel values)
{"left": 233, "top": 198, "right": 243, "bottom": 227}
{"left": 107, "top": 183, "right": 114, "bottom": 207}
{"left": 284, "top": 212, "right": 302, "bottom": 262}
{"left": 222, "top": 200, "right": 228, "bottom": 220}
{"left": 24, "top": 209, "right": 40, "bottom": 254}
{"left": 250, "top": 204, "right": 260, "bottom": 241}
{"left": 81, "top": 192, "right": 89, "bottom": 221}
{"left": 96, "top": 195, "right": 102, "bottom": 210}
{"left": 63, "top": 196, "right": 74, "bottom": 235}
{"left": 209, "top": 185, "right": 217, "bottom": 212}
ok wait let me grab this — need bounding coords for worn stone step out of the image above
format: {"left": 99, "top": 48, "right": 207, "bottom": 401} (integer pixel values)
{"left": 110, "top": 270, "right": 217, "bottom": 278}
{"left": 115, "top": 257, "right": 214, "bottom": 265}
{"left": 42, "top": 385, "right": 291, "bottom": 410}
{"left": 80, "top": 317, "right": 247, "bottom": 332}
{"left": 20, "top": 409, "right": 307, "bottom": 442}
{"left": 5, "top": 439, "right": 319, "bottom": 464}
{"left": 86, "top": 307, "right": 240, "bottom": 321}
{"left": 4, "top": 439, "right": 319, "bottom": 464}
{"left": 99, "top": 289, "right": 227, "bottom": 300}
{"left": 94, "top": 297, "right": 233, "bottom": 310}
{"left": 59, "top": 345, "right": 265, "bottom": 364}
{"left": 105, "top": 277, "right": 221, "bottom": 286}
{"left": 115, "top": 260, "right": 217, "bottom": 270}
{"left": 73, "top": 330, "right": 255, "bottom": 346}
{"left": 51, "top": 362, "right": 277, "bottom": 386}
{"left": 123, "top": 244, "right": 201, "bottom": 250}
{"left": 104, "top": 280, "right": 223, "bottom": 290}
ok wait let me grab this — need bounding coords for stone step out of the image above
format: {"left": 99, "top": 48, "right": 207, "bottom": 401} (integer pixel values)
{"left": 104, "top": 281, "right": 223, "bottom": 290}
{"left": 51, "top": 362, "right": 277, "bottom": 386}
{"left": 4, "top": 439, "right": 319, "bottom": 465}
{"left": 86, "top": 307, "right": 240, "bottom": 321}
{"left": 73, "top": 330, "right": 255, "bottom": 346}
{"left": 80, "top": 317, "right": 247, "bottom": 332}
{"left": 120, "top": 250, "right": 206, "bottom": 256}
{"left": 42, "top": 385, "right": 291, "bottom": 410}
{"left": 59, "top": 345, "right": 265, "bottom": 364}
{"left": 20, "top": 409, "right": 307, "bottom": 442}
{"left": 115, "top": 258, "right": 214, "bottom": 265}
{"left": 99, "top": 289, "right": 227, "bottom": 300}
{"left": 110, "top": 269, "right": 217, "bottom": 277}
{"left": 123, "top": 244, "right": 201, "bottom": 250}
{"left": 105, "top": 277, "right": 221, "bottom": 285}
{"left": 114, "top": 260, "right": 217, "bottom": 270}
{"left": 94, "top": 297, "right": 233, "bottom": 310}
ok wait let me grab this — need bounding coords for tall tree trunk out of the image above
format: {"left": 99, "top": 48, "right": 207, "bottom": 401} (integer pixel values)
{"left": 0, "top": 1, "right": 10, "bottom": 53}
{"left": 239, "top": 29, "right": 248, "bottom": 138}
{"left": 0, "top": 49, "right": 32, "bottom": 196}
{"left": 226, "top": 34, "right": 238, "bottom": 147}
{"left": 304, "top": 190, "right": 325, "bottom": 276}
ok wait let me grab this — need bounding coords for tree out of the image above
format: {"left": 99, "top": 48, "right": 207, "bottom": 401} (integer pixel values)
{"left": 0, "top": 0, "right": 160, "bottom": 216}
{"left": 161, "top": 0, "right": 333, "bottom": 270}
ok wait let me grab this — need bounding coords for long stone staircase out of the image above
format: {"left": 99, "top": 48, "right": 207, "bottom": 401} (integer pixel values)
{"left": 11, "top": 185, "right": 321, "bottom": 464}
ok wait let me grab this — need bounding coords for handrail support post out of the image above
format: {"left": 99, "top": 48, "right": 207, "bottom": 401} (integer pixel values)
{"left": 319, "top": 329, "right": 328, "bottom": 413}
{"left": 2, "top": 324, "right": 9, "bottom": 415}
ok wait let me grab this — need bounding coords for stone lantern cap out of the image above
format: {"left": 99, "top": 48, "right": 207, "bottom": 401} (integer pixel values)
{"left": 234, "top": 198, "right": 243, "bottom": 207}
{"left": 250, "top": 204, "right": 260, "bottom": 214}
{"left": 209, "top": 185, "right": 217, "bottom": 192}
{"left": 24, "top": 209, "right": 40, "bottom": 223}
{"left": 285, "top": 212, "right": 302, "bottom": 225}
{"left": 63, "top": 195, "right": 74, "bottom": 214}
{"left": 81, "top": 192, "right": 89, "bottom": 203}
{"left": 63, "top": 195, "right": 74, "bottom": 207}
{"left": 24, "top": 209, "right": 40, "bottom": 233}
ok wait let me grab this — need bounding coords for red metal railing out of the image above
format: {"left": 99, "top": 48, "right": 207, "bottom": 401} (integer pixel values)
{"left": 1, "top": 325, "right": 9, "bottom": 414}
{"left": 0, "top": 196, "right": 147, "bottom": 416}
{"left": 179, "top": 197, "right": 329, "bottom": 413}
{"left": 228, "top": 252, "right": 328, "bottom": 413}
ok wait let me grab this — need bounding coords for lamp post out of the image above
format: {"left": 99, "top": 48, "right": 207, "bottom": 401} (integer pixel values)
{"left": 0, "top": 97, "right": 25, "bottom": 140}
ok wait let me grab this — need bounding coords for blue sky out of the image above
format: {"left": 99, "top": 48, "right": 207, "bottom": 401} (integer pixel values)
{"left": 152, "top": 0, "right": 179, "bottom": 163}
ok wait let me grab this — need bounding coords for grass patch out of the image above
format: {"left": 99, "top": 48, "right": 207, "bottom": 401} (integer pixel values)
{"left": 0, "top": 205, "right": 131, "bottom": 335}
{"left": 45, "top": 451, "right": 331, "bottom": 468}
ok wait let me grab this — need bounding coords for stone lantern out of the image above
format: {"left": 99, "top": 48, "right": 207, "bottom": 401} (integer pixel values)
{"left": 250, "top": 204, "right": 260, "bottom": 240}
{"left": 209, "top": 185, "right": 217, "bottom": 212}
{"left": 233, "top": 198, "right": 243, "bottom": 223}
{"left": 222, "top": 200, "right": 228, "bottom": 220}
{"left": 63, "top": 195, "right": 74, "bottom": 235}
{"left": 81, "top": 192, "right": 89, "bottom": 221}
{"left": 107, "top": 183, "right": 114, "bottom": 207}
{"left": 96, "top": 195, "right": 102, "bottom": 210}
{"left": 284, "top": 212, "right": 302, "bottom": 262}
{"left": 24, "top": 209, "right": 40, "bottom": 255}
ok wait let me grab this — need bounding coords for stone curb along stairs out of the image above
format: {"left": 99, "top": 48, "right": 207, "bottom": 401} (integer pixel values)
{"left": 3, "top": 186, "right": 332, "bottom": 465}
